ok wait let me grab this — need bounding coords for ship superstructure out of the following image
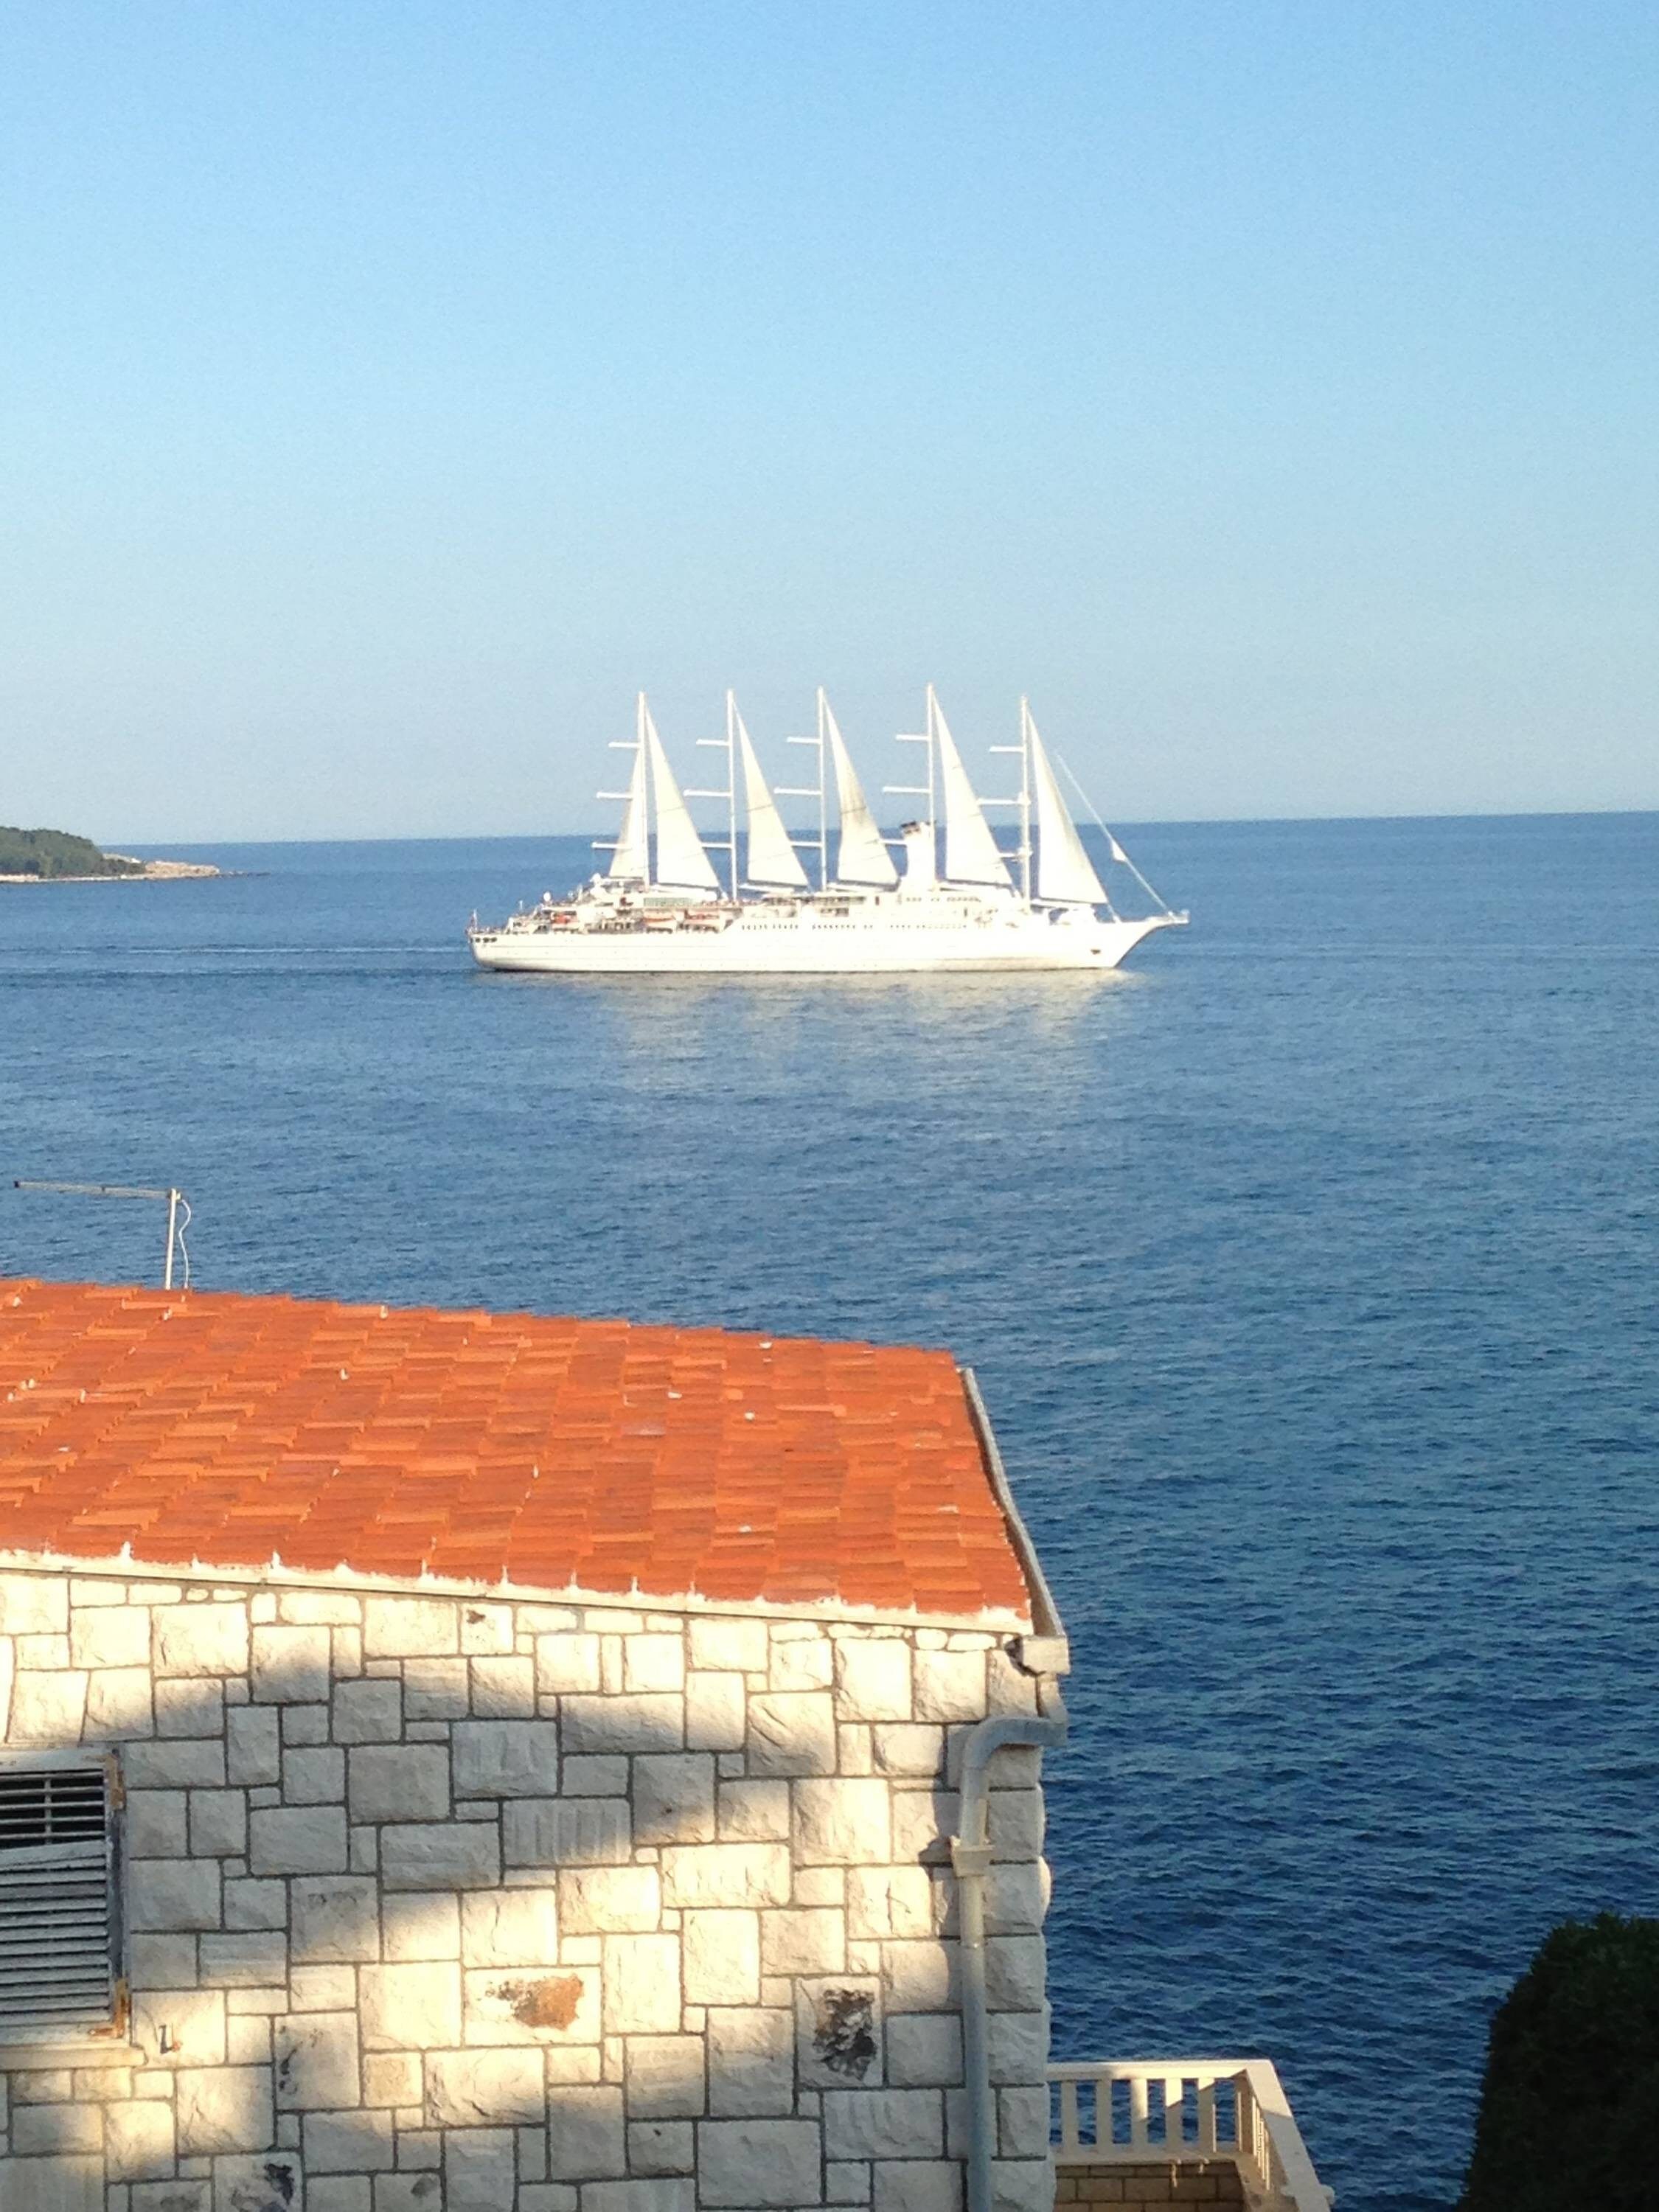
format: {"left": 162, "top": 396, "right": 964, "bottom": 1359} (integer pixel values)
{"left": 467, "top": 688, "right": 1187, "bottom": 975}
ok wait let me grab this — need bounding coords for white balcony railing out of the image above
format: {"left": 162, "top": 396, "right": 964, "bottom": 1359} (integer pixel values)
{"left": 1049, "top": 2057, "right": 1333, "bottom": 2211}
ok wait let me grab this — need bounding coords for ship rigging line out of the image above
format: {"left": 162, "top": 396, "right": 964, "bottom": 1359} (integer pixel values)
{"left": 1054, "top": 754, "right": 1178, "bottom": 918}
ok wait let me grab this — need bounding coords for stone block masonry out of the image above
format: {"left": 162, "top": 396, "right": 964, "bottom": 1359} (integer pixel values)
{"left": 0, "top": 1570, "right": 1054, "bottom": 2211}
{"left": 1052, "top": 2163, "right": 1245, "bottom": 2206}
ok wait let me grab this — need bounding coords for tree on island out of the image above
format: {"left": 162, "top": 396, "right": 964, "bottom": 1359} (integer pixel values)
{"left": 0, "top": 825, "right": 144, "bottom": 878}
{"left": 1460, "top": 1913, "right": 1659, "bottom": 2211}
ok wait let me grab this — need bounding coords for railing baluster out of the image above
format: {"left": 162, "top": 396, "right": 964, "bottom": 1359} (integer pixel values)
{"left": 1128, "top": 2071, "right": 1149, "bottom": 2151}
{"left": 1197, "top": 2078, "right": 1217, "bottom": 2154}
{"left": 1236, "top": 2070, "right": 1258, "bottom": 2182}
{"left": 1060, "top": 2077, "right": 1079, "bottom": 2153}
{"left": 1043, "top": 2056, "right": 1329, "bottom": 2211}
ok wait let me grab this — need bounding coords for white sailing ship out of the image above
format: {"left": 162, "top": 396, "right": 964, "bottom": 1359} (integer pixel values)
{"left": 467, "top": 688, "right": 1187, "bottom": 975}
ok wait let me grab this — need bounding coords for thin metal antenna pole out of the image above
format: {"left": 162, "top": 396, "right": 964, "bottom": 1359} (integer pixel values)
{"left": 14, "top": 1180, "right": 191, "bottom": 1291}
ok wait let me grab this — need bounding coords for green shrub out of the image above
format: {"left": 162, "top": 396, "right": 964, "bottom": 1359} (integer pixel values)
{"left": 0, "top": 824, "right": 139, "bottom": 877}
{"left": 1460, "top": 1913, "right": 1659, "bottom": 2211}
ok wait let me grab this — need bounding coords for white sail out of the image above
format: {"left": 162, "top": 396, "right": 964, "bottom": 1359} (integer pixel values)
{"left": 737, "top": 713, "right": 809, "bottom": 888}
{"left": 605, "top": 703, "right": 651, "bottom": 882}
{"left": 931, "top": 692, "right": 1010, "bottom": 888}
{"left": 825, "top": 697, "right": 898, "bottom": 887}
{"left": 644, "top": 711, "right": 721, "bottom": 892}
{"left": 470, "top": 683, "right": 1190, "bottom": 973}
{"left": 1029, "top": 711, "right": 1108, "bottom": 907}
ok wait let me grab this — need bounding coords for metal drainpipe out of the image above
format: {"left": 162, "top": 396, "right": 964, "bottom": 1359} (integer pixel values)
{"left": 952, "top": 1674, "right": 1069, "bottom": 2212}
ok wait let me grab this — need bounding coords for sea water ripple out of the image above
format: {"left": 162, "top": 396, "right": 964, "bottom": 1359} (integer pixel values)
{"left": 3, "top": 812, "right": 1658, "bottom": 2211}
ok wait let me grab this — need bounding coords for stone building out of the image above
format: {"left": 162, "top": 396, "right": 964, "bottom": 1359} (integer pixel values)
{"left": 0, "top": 1277, "right": 1072, "bottom": 2212}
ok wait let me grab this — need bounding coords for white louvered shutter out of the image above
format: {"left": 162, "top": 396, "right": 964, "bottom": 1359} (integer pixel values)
{"left": 0, "top": 1763, "right": 116, "bottom": 2033}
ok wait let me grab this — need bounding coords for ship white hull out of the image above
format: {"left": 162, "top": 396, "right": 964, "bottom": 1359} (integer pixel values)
{"left": 470, "top": 687, "right": 1189, "bottom": 980}
{"left": 469, "top": 905, "right": 1184, "bottom": 976}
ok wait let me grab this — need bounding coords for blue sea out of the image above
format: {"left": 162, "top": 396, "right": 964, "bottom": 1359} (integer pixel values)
{"left": 3, "top": 814, "right": 1657, "bottom": 2211}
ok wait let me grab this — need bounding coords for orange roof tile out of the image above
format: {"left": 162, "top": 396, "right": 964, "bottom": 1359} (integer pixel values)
{"left": 0, "top": 1279, "right": 1032, "bottom": 1625}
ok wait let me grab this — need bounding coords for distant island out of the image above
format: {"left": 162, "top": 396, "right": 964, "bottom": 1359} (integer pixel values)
{"left": 0, "top": 824, "right": 219, "bottom": 882}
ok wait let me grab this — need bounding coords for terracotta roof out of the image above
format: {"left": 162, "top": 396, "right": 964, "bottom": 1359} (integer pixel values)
{"left": 0, "top": 1279, "right": 1032, "bottom": 1624}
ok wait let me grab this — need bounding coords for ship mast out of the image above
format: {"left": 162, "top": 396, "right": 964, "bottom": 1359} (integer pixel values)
{"left": 886, "top": 685, "right": 939, "bottom": 870}
{"left": 594, "top": 692, "right": 652, "bottom": 884}
{"left": 987, "top": 699, "right": 1034, "bottom": 905}
{"left": 734, "top": 706, "right": 810, "bottom": 891}
{"left": 928, "top": 691, "right": 1012, "bottom": 890}
{"left": 687, "top": 692, "right": 741, "bottom": 901}
{"left": 822, "top": 696, "right": 899, "bottom": 888}
{"left": 777, "top": 690, "right": 830, "bottom": 891}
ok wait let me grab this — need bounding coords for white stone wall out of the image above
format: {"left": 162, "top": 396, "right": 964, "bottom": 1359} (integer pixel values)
{"left": 0, "top": 1571, "right": 1054, "bottom": 2212}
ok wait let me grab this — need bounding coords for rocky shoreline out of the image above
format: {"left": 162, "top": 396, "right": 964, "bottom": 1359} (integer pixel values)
{"left": 0, "top": 856, "right": 222, "bottom": 882}
{"left": 107, "top": 853, "right": 222, "bottom": 879}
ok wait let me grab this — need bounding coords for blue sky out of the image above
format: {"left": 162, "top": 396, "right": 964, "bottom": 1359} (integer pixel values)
{"left": 1, "top": 2, "right": 1654, "bottom": 838}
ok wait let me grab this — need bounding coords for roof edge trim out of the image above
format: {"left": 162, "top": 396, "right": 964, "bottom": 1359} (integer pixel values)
{"left": 0, "top": 1548, "right": 1031, "bottom": 1640}
{"left": 959, "top": 1366, "right": 1068, "bottom": 1672}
